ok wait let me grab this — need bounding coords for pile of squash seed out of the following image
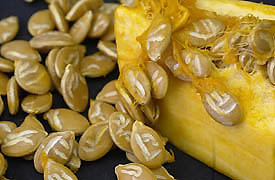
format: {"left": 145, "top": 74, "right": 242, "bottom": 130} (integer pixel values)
{"left": 0, "top": 0, "right": 176, "bottom": 179}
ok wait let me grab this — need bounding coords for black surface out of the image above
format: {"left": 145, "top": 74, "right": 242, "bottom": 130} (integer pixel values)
{"left": 0, "top": 0, "right": 273, "bottom": 179}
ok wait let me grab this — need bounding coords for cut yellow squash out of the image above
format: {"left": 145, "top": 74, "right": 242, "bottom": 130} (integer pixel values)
{"left": 115, "top": 0, "right": 275, "bottom": 180}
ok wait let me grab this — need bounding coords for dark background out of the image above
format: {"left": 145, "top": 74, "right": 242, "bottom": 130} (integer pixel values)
{"left": 0, "top": 0, "right": 273, "bottom": 179}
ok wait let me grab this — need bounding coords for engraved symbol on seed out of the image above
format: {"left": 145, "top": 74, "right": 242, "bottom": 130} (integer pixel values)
{"left": 114, "top": 114, "right": 131, "bottom": 142}
{"left": 3, "top": 130, "right": 38, "bottom": 147}
{"left": 83, "top": 126, "right": 108, "bottom": 153}
{"left": 121, "top": 165, "right": 142, "bottom": 179}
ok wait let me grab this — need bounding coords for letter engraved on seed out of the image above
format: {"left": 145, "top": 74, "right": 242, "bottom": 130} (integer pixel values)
{"left": 115, "top": 114, "right": 131, "bottom": 142}
{"left": 53, "top": 110, "right": 63, "bottom": 129}
{"left": 121, "top": 165, "right": 142, "bottom": 179}
{"left": 3, "top": 130, "right": 38, "bottom": 147}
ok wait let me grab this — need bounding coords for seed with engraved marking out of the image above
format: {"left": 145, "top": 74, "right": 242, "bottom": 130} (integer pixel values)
{"left": 115, "top": 100, "right": 128, "bottom": 114}
{"left": 0, "top": 153, "right": 7, "bottom": 177}
{"left": 61, "top": 64, "right": 89, "bottom": 112}
{"left": 44, "top": 108, "right": 90, "bottom": 135}
{"left": 115, "top": 163, "right": 157, "bottom": 180}
{"left": 49, "top": 1, "right": 69, "bottom": 33}
{"left": 1, "top": 40, "right": 41, "bottom": 62}
{"left": 130, "top": 121, "right": 166, "bottom": 169}
{"left": 96, "top": 80, "right": 119, "bottom": 104}
{"left": 7, "top": 76, "right": 19, "bottom": 115}
{"left": 109, "top": 112, "right": 135, "bottom": 153}
{"left": 21, "top": 93, "right": 53, "bottom": 114}
{"left": 267, "top": 58, "right": 275, "bottom": 85}
{"left": 55, "top": 45, "right": 86, "bottom": 78}
{"left": 34, "top": 131, "right": 75, "bottom": 173}
{"left": 28, "top": 9, "right": 55, "bottom": 36}
{"left": 152, "top": 166, "right": 175, "bottom": 180}
{"left": 80, "top": 52, "right": 116, "bottom": 78}
{"left": 0, "top": 57, "right": 14, "bottom": 73}
{"left": 88, "top": 100, "right": 116, "bottom": 124}
{"left": 165, "top": 56, "right": 191, "bottom": 81}
{"left": 249, "top": 29, "right": 274, "bottom": 55}
{"left": 15, "top": 60, "right": 51, "bottom": 95}
{"left": 1, "top": 126, "right": 48, "bottom": 157}
{"left": 88, "top": 12, "right": 110, "bottom": 38}
{"left": 21, "top": 114, "right": 45, "bottom": 131}
{"left": 140, "top": 100, "right": 160, "bottom": 126}
{"left": 78, "top": 122, "right": 113, "bottom": 161}
{"left": 0, "top": 73, "right": 9, "bottom": 95}
{"left": 0, "top": 121, "right": 16, "bottom": 145}
{"left": 97, "top": 40, "right": 117, "bottom": 61}
{"left": 238, "top": 52, "right": 257, "bottom": 74}
{"left": 66, "top": 140, "right": 81, "bottom": 172}
{"left": 0, "top": 16, "right": 19, "bottom": 44}
{"left": 202, "top": 90, "right": 242, "bottom": 126}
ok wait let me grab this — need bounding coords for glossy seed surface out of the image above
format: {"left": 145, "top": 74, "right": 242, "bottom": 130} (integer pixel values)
{"left": 7, "top": 76, "right": 19, "bottom": 115}
{"left": 66, "top": 140, "right": 81, "bottom": 172}
{"left": 49, "top": 1, "right": 69, "bottom": 33}
{"left": 0, "top": 96, "right": 3, "bottom": 116}
{"left": 21, "top": 114, "right": 45, "bottom": 131}
{"left": 80, "top": 52, "right": 116, "bottom": 78}
{"left": 152, "top": 166, "right": 175, "bottom": 180}
{"left": 21, "top": 93, "right": 53, "bottom": 114}
{"left": 267, "top": 58, "right": 275, "bottom": 85}
{"left": 15, "top": 60, "right": 51, "bottom": 95}
{"left": 0, "top": 121, "right": 17, "bottom": 145}
{"left": 97, "top": 40, "right": 117, "bottom": 61}
{"left": 0, "top": 73, "right": 9, "bottom": 95}
{"left": 202, "top": 90, "right": 242, "bottom": 126}
{"left": 96, "top": 80, "right": 119, "bottom": 104}
{"left": 126, "top": 152, "right": 140, "bottom": 163}
{"left": 238, "top": 53, "right": 257, "bottom": 74}
{"left": 0, "top": 153, "right": 7, "bottom": 177}
{"left": 115, "top": 163, "right": 157, "bottom": 180}
{"left": 88, "top": 12, "right": 110, "bottom": 38}
{"left": 0, "top": 57, "right": 14, "bottom": 73}
{"left": 115, "top": 100, "right": 128, "bottom": 114}
{"left": 165, "top": 56, "right": 191, "bottom": 81}
{"left": 44, "top": 108, "right": 90, "bottom": 135}
{"left": 109, "top": 112, "right": 134, "bottom": 153}
{"left": 249, "top": 29, "right": 274, "bottom": 54}
{"left": 1, "top": 40, "right": 41, "bottom": 62}
{"left": 120, "top": 0, "right": 135, "bottom": 6}
{"left": 78, "top": 122, "right": 113, "bottom": 161}
{"left": 88, "top": 100, "right": 116, "bottom": 124}
{"left": 56, "top": 0, "right": 77, "bottom": 14}
{"left": 0, "top": 16, "right": 19, "bottom": 44}
{"left": 130, "top": 121, "right": 166, "bottom": 169}
{"left": 140, "top": 100, "right": 160, "bottom": 126}
{"left": 61, "top": 65, "right": 89, "bottom": 112}
{"left": 28, "top": 9, "right": 55, "bottom": 36}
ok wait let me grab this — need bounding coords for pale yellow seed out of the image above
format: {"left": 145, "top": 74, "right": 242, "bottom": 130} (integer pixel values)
{"left": 49, "top": 1, "right": 69, "bottom": 33}
{"left": 7, "top": 76, "right": 19, "bottom": 115}
{"left": 0, "top": 16, "right": 19, "bottom": 44}
{"left": 21, "top": 93, "right": 53, "bottom": 114}
{"left": 0, "top": 57, "right": 14, "bottom": 73}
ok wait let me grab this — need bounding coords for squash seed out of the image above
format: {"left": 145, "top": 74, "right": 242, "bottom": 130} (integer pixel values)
{"left": 44, "top": 108, "right": 90, "bottom": 135}
{"left": 1, "top": 40, "right": 41, "bottom": 62}
{"left": 126, "top": 152, "right": 140, "bottom": 163}
{"left": 56, "top": 0, "right": 78, "bottom": 14}
{"left": 115, "top": 80, "right": 146, "bottom": 122}
{"left": 49, "top": 1, "right": 69, "bottom": 33}
{"left": 44, "top": 158, "right": 78, "bottom": 180}
{"left": 55, "top": 45, "right": 86, "bottom": 78}
{"left": 249, "top": 29, "right": 274, "bottom": 55}
{"left": 140, "top": 100, "right": 160, "bottom": 126}
{"left": 0, "top": 121, "right": 17, "bottom": 145}
{"left": 30, "top": 31, "right": 75, "bottom": 52}
{"left": 202, "top": 90, "right": 242, "bottom": 126}
{"left": 97, "top": 3, "right": 118, "bottom": 15}
{"left": 152, "top": 166, "right": 175, "bottom": 180}
{"left": 0, "top": 16, "right": 19, "bottom": 44}
{"left": 0, "top": 96, "right": 4, "bottom": 117}
{"left": 88, "top": 12, "right": 110, "bottom": 38}
{"left": 1, "top": 126, "right": 48, "bottom": 157}
{"left": 28, "top": 9, "right": 55, "bottom": 36}
{"left": 7, "top": 76, "right": 19, "bottom": 115}
{"left": 181, "top": 50, "right": 212, "bottom": 78}
{"left": 130, "top": 121, "right": 166, "bottom": 169}
{"left": 238, "top": 52, "right": 257, "bottom": 74}
{"left": 0, "top": 176, "right": 9, "bottom": 180}
{"left": 115, "top": 163, "right": 157, "bottom": 180}
{"left": 122, "top": 66, "right": 151, "bottom": 105}
{"left": 165, "top": 56, "right": 191, "bottom": 81}
{"left": 97, "top": 40, "right": 117, "bottom": 61}
{"left": 34, "top": 131, "right": 75, "bottom": 173}
{"left": 21, "top": 93, "right": 53, "bottom": 114}
{"left": 0, "top": 57, "right": 14, "bottom": 73}
{"left": 21, "top": 114, "right": 45, "bottom": 131}
{"left": 70, "top": 10, "right": 93, "bottom": 44}
{"left": 109, "top": 112, "right": 135, "bottom": 153}
{"left": 15, "top": 60, "right": 51, "bottom": 95}
{"left": 120, "top": 0, "right": 135, "bottom": 6}
{"left": 61, "top": 64, "right": 89, "bottom": 112}
{"left": 267, "top": 58, "right": 275, "bottom": 85}
{"left": 115, "top": 100, "right": 128, "bottom": 114}
{"left": 145, "top": 61, "right": 168, "bottom": 99}
{"left": 66, "top": 140, "right": 81, "bottom": 172}
{"left": 66, "top": 0, "right": 103, "bottom": 21}
{"left": 96, "top": 80, "right": 119, "bottom": 104}
{"left": 88, "top": 99, "right": 116, "bottom": 124}
{"left": 80, "top": 52, "right": 116, "bottom": 78}
{"left": 78, "top": 122, "right": 113, "bottom": 161}
{"left": 0, "top": 73, "right": 9, "bottom": 95}
{"left": 23, "top": 153, "right": 35, "bottom": 161}
{"left": 0, "top": 153, "right": 7, "bottom": 177}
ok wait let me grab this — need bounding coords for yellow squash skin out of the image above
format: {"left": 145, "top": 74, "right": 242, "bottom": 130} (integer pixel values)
{"left": 115, "top": 1, "right": 275, "bottom": 180}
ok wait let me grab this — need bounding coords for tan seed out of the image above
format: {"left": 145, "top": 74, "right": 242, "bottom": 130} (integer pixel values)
{"left": 15, "top": 60, "right": 51, "bottom": 95}
{"left": 70, "top": 10, "right": 93, "bottom": 44}
{"left": 44, "top": 108, "right": 90, "bottom": 135}
{"left": 120, "top": 0, "right": 135, "bottom": 6}
{"left": 80, "top": 52, "right": 116, "bottom": 78}
{"left": 249, "top": 29, "right": 274, "bottom": 55}
{"left": 96, "top": 80, "right": 119, "bottom": 104}
{"left": 115, "top": 100, "right": 128, "bottom": 114}
{"left": 0, "top": 121, "right": 17, "bottom": 145}
{"left": 267, "top": 58, "right": 275, "bottom": 85}
{"left": 115, "top": 163, "right": 157, "bottom": 180}
{"left": 0, "top": 57, "right": 14, "bottom": 73}
{"left": 109, "top": 112, "right": 135, "bottom": 153}
{"left": 88, "top": 12, "right": 110, "bottom": 38}
{"left": 238, "top": 52, "right": 257, "bottom": 74}
{"left": 0, "top": 16, "right": 19, "bottom": 44}
{"left": 56, "top": 0, "right": 77, "bottom": 14}
{"left": 66, "top": 140, "right": 81, "bottom": 172}
{"left": 165, "top": 56, "right": 191, "bottom": 81}
{"left": 21, "top": 114, "right": 45, "bottom": 131}
{"left": 21, "top": 93, "right": 53, "bottom": 114}
{"left": 152, "top": 166, "right": 175, "bottom": 180}
{"left": 126, "top": 152, "right": 140, "bottom": 163}
{"left": 78, "top": 122, "right": 113, "bottom": 161}
{"left": 97, "top": 40, "right": 117, "bottom": 61}
{"left": 88, "top": 99, "right": 116, "bottom": 124}
{"left": 61, "top": 64, "right": 89, "bottom": 112}
{"left": 30, "top": 31, "right": 75, "bottom": 52}
{"left": 97, "top": 3, "right": 119, "bottom": 15}
{"left": 66, "top": 0, "right": 103, "bottom": 21}
{"left": 28, "top": 9, "right": 55, "bottom": 36}
{"left": 1, "top": 40, "right": 41, "bottom": 62}
{"left": 0, "top": 73, "right": 9, "bottom": 95}
{"left": 140, "top": 100, "right": 160, "bottom": 126}
{"left": 23, "top": 153, "right": 35, "bottom": 161}
{"left": 55, "top": 45, "right": 86, "bottom": 78}
{"left": 0, "top": 96, "right": 4, "bottom": 116}
{"left": 7, "top": 76, "right": 19, "bottom": 115}
{"left": 0, "top": 153, "right": 7, "bottom": 177}
{"left": 49, "top": 1, "right": 69, "bottom": 32}
{"left": 130, "top": 121, "right": 166, "bottom": 169}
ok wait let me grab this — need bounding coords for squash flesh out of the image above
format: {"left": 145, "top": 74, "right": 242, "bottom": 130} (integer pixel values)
{"left": 115, "top": 1, "right": 275, "bottom": 180}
